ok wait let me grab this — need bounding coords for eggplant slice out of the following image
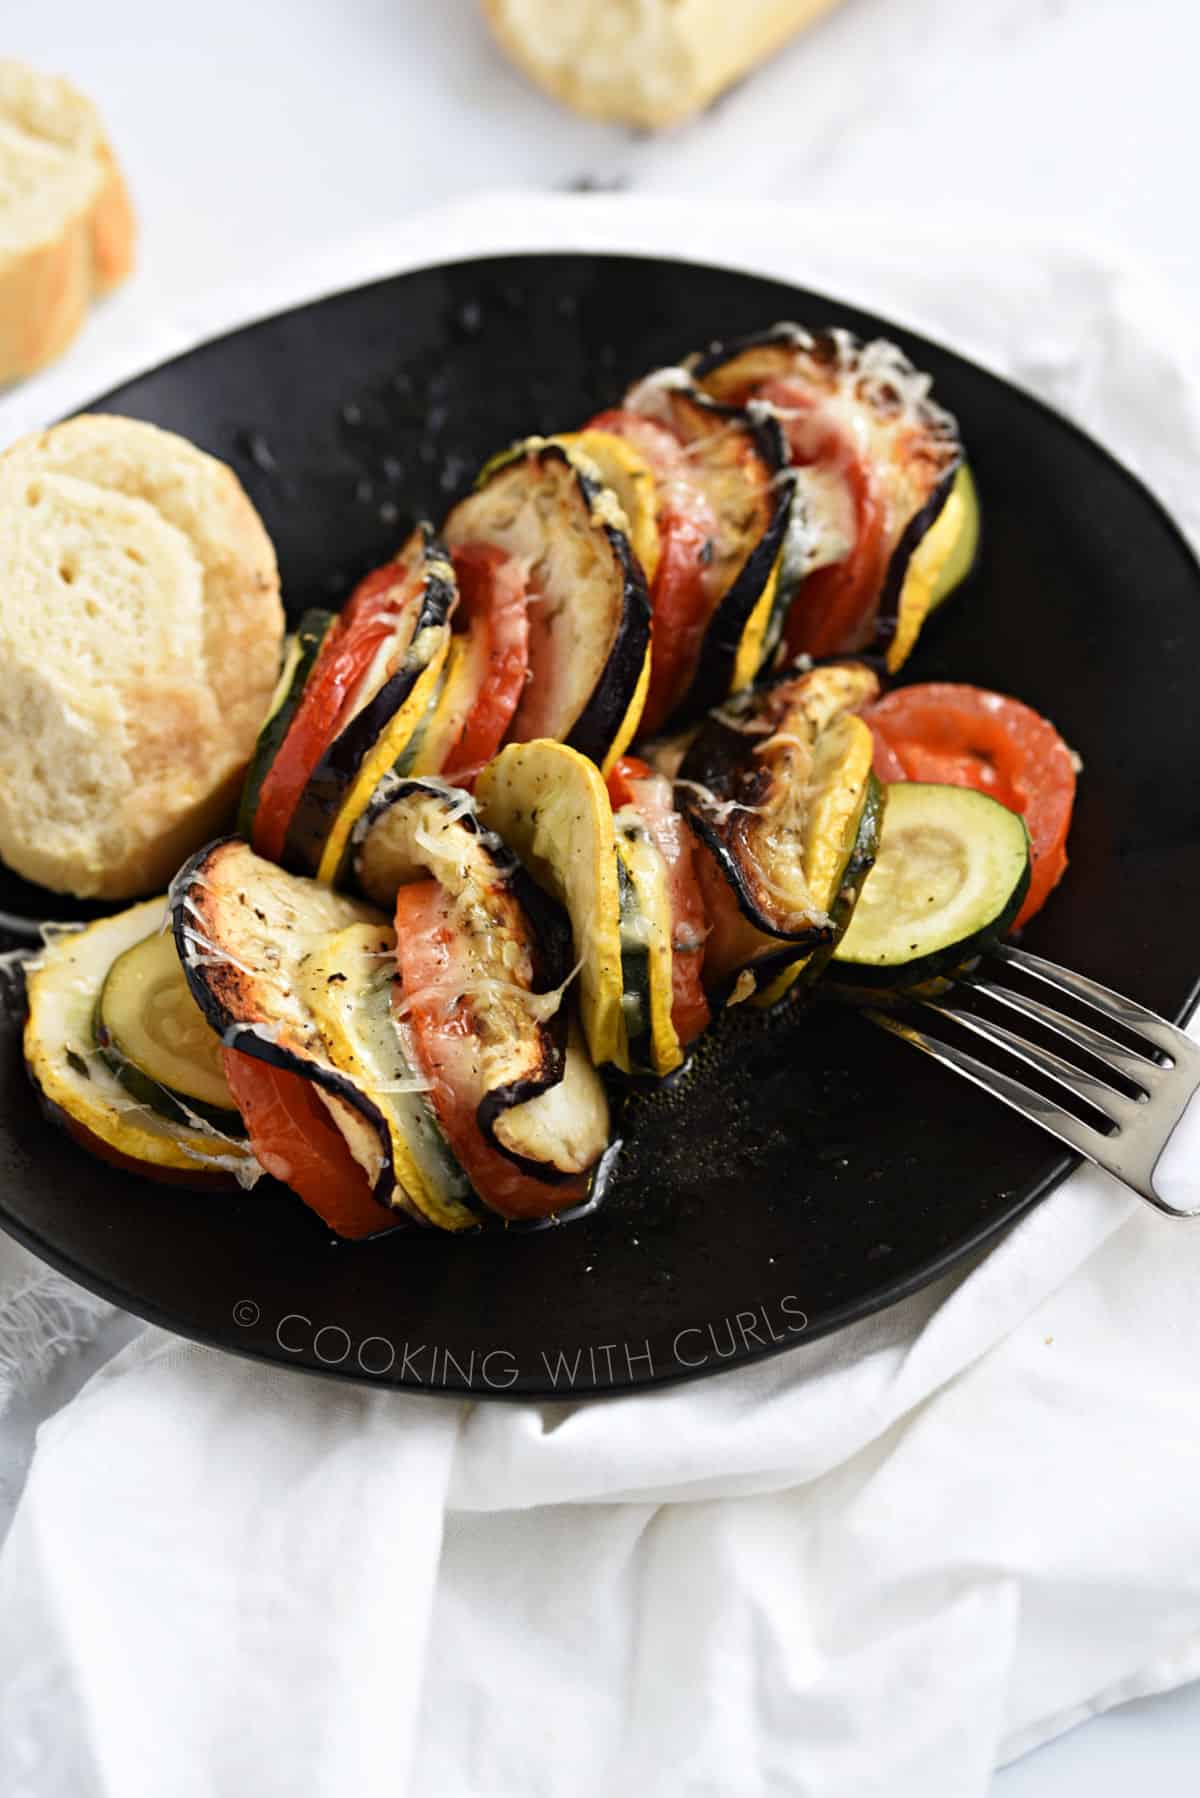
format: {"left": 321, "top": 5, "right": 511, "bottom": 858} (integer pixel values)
{"left": 283, "top": 525, "right": 454, "bottom": 883}
{"left": 24, "top": 899, "right": 257, "bottom": 1187}
{"left": 171, "top": 837, "right": 480, "bottom": 1230}
{"left": 752, "top": 772, "right": 885, "bottom": 1009}
{"left": 443, "top": 440, "right": 651, "bottom": 772}
{"left": 691, "top": 327, "right": 966, "bottom": 669}
{"left": 475, "top": 740, "right": 630, "bottom": 1074}
{"left": 621, "top": 370, "right": 795, "bottom": 719}
{"left": 351, "top": 775, "right": 608, "bottom": 1189}
{"left": 552, "top": 429, "right": 662, "bottom": 582}
{"left": 676, "top": 661, "right": 881, "bottom": 1000}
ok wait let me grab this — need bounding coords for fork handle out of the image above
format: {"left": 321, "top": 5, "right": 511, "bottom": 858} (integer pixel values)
{"left": 1148, "top": 1087, "right": 1200, "bottom": 1218}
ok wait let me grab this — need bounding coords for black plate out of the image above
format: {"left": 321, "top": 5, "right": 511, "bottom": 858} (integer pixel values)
{"left": 2, "top": 253, "right": 1199, "bottom": 1399}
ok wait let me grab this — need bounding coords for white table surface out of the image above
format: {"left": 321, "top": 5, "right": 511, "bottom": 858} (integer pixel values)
{"left": 4, "top": 0, "right": 1200, "bottom": 1790}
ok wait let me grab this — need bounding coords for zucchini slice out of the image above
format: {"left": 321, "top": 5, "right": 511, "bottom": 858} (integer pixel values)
{"left": 95, "top": 930, "right": 241, "bottom": 1129}
{"left": 443, "top": 440, "right": 651, "bottom": 772}
{"left": 614, "top": 840, "right": 653, "bottom": 1072}
{"left": 677, "top": 661, "right": 880, "bottom": 999}
{"left": 350, "top": 775, "right": 582, "bottom": 1179}
{"left": 24, "top": 900, "right": 256, "bottom": 1186}
{"left": 237, "top": 609, "right": 335, "bottom": 842}
{"left": 475, "top": 739, "right": 629, "bottom": 1073}
{"left": 169, "top": 838, "right": 456, "bottom": 1223}
{"left": 283, "top": 526, "right": 454, "bottom": 883}
{"left": 621, "top": 372, "right": 794, "bottom": 720}
{"left": 692, "top": 327, "right": 963, "bottom": 668}
{"left": 831, "top": 782, "right": 1030, "bottom": 989}
{"left": 614, "top": 808, "right": 684, "bottom": 1076}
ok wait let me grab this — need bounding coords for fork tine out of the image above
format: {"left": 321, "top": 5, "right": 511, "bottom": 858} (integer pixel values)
{"left": 920, "top": 994, "right": 1141, "bottom": 1125}
{"left": 994, "top": 945, "right": 1195, "bottom": 1061}
{"left": 866, "top": 1008, "right": 1117, "bottom": 1167}
{"left": 968, "top": 978, "right": 1162, "bottom": 1088}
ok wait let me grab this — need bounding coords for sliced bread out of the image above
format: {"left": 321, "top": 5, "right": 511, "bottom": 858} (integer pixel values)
{"left": 0, "top": 416, "right": 284, "bottom": 899}
{"left": 483, "top": 0, "right": 843, "bottom": 129}
{"left": 0, "top": 60, "right": 135, "bottom": 385}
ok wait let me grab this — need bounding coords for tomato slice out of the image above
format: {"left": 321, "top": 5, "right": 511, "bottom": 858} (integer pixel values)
{"left": 605, "top": 754, "right": 653, "bottom": 810}
{"left": 392, "top": 882, "right": 585, "bottom": 1220}
{"left": 252, "top": 560, "right": 410, "bottom": 863}
{"left": 866, "top": 682, "right": 1077, "bottom": 929}
{"left": 442, "top": 543, "right": 530, "bottom": 782}
{"left": 758, "top": 377, "right": 889, "bottom": 658}
{"left": 588, "top": 407, "right": 717, "bottom": 733}
{"left": 221, "top": 1049, "right": 394, "bottom": 1239}
{"left": 610, "top": 767, "right": 711, "bottom": 1047}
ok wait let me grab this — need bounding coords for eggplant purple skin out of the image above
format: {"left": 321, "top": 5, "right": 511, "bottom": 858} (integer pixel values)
{"left": 282, "top": 525, "right": 456, "bottom": 877}
{"left": 471, "top": 441, "right": 652, "bottom": 767}
{"left": 692, "top": 326, "right": 965, "bottom": 664}
{"left": 622, "top": 386, "right": 794, "bottom": 728}
{"left": 674, "top": 690, "right": 836, "bottom": 950}
{"left": 868, "top": 464, "right": 959, "bottom": 659}
{"left": 682, "top": 405, "right": 795, "bottom": 720}
{"left": 565, "top": 509, "right": 652, "bottom": 767}
{"left": 350, "top": 778, "right": 581, "bottom": 1186}
{"left": 688, "top": 322, "right": 811, "bottom": 382}
{"left": 169, "top": 836, "right": 416, "bottom": 1219}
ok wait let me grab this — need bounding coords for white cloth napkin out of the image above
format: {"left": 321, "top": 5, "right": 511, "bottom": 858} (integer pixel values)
{"left": 2, "top": 192, "right": 1200, "bottom": 1798}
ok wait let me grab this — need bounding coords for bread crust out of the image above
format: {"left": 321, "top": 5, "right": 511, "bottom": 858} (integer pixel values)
{"left": 482, "top": 0, "right": 844, "bottom": 129}
{"left": 0, "top": 61, "right": 135, "bottom": 384}
{"left": 0, "top": 418, "right": 284, "bottom": 900}
{"left": 0, "top": 214, "right": 92, "bottom": 385}
{"left": 89, "top": 137, "right": 136, "bottom": 293}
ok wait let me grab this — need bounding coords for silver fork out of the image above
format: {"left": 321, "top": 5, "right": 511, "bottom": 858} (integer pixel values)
{"left": 866, "top": 944, "right": 1200, "bottom": 1218}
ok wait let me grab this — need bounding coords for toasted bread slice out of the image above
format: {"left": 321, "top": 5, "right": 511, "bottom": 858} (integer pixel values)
{"left": 0, "top": 416, "right": 284, "bottom": 899}
{"left": 0, "top": 60, "right": 135, "bottom": 384}
{"left": 482, "top": 0, "right": 844, "bottom": 129}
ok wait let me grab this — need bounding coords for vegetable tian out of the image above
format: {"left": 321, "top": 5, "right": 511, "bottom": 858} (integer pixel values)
{"left": 23, "top": 323, "right": 1077, "bottom": 1237}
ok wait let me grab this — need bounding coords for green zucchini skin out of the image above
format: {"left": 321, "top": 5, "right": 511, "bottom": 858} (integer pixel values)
{"left": 237, "top": 610, "right": 335, "bottom": 842}
{"left": 91, "top": 929, "right": 248, "bottom": 1134}
{"left": 828, "top": 782, "right": 1031, "bottom": 992}
{"left": 614, "top": 847, "right": 653, "bottom": 1071}
{"left": 91, "top": 1026, "right": 245, "bottom": 1135}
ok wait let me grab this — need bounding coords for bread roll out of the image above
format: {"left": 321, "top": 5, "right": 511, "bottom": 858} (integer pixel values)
{"left": 0, "top": 60, "right": 135, "bottom": 385}
{"left": 0, "top": 416, "right": 284, "bottom": 899}
{"left": 482, "top": 0, "right": 844, "bottom": 129}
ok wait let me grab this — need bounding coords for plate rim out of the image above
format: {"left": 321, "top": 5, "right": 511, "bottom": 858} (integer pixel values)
{"left": 2, "top": 247, "right": 1198, "bottom": 1398}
